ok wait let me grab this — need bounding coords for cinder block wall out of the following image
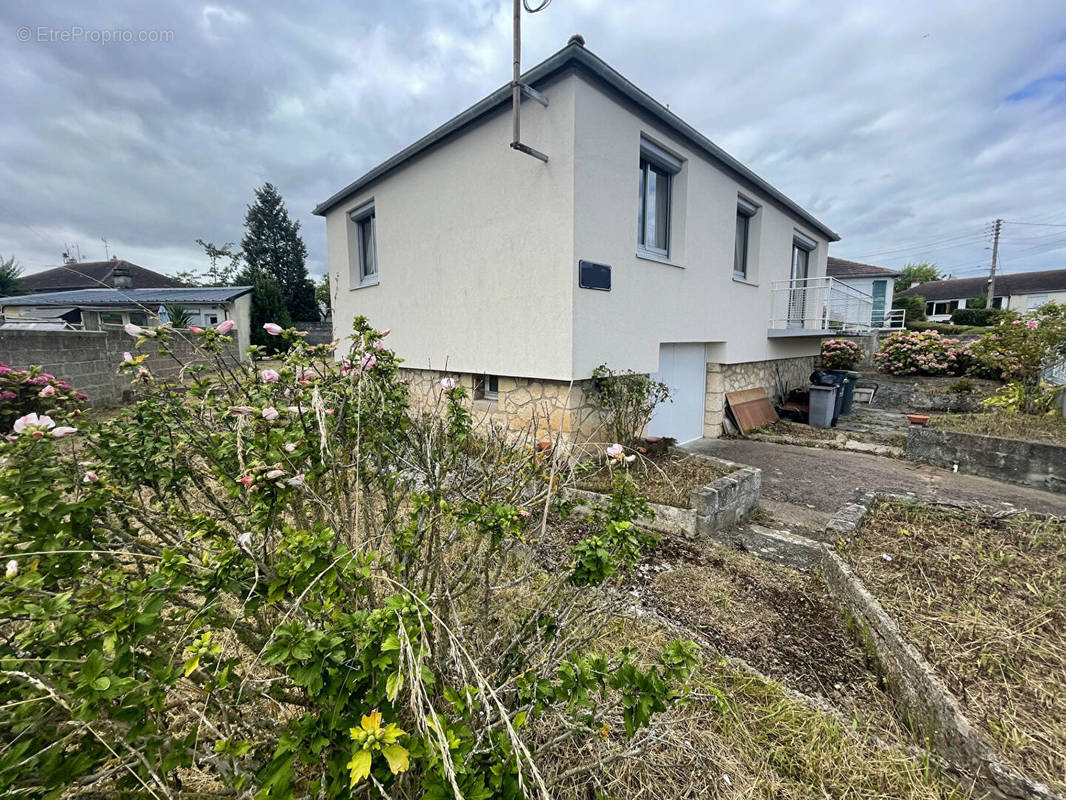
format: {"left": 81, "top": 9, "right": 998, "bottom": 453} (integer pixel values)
{"left": 0, "top": 329, "right": 240, "bottom": 407}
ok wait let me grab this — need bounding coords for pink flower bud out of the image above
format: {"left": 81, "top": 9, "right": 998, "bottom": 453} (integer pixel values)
{"left": 283, "top": 442, "right": 297, "bottom": 453}
{"left": 372, "top": 340, "right": 384, "bottom": 351}
{"left": 440, "top": 377, "right": 457, "bottom": 390}
{"left": 265, "top": 469, "right": 285, "bottom": 480}
{"left": 123, "top": 352, "right": 134, "bottom": 362}
{"left": 263, "top": 322, "right": 283, "bottom": 336}
{"left": 238, "top": 475, "right": 253, "bottom": 486}
{"left": 262, "top": 407, "right": 279, "bottom": 420}
{"left": 51, "top": 426, "right": 78, "bottom": 438}
{"left": 83, "top": 471, "right": 99, "bottom": 483}
{"left": 261, "top": 369, "right": 280, "bottom": 383}
{"left": 360, "top": 354, "right": 376, "bottom": 371}
{"left": 286, "top": 474, "right": 305, "bottom": 487}
{"left": 188, "top": 325, "right": 203, "bottom": 334}
{"left": 123, "top": 323, "right": 143, "bottom": 337}
{"left": 39, "top": 385, "right": 57, "bottom": 398}
{"left": 215, "top": 319, "right": 235, "bottom": 334}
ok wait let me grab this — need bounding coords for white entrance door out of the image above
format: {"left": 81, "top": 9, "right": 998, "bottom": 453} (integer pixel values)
{"left": 647, "top": 343, "right": 706, "bottom": 443}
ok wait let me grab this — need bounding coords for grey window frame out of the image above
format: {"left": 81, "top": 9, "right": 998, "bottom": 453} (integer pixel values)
{"left": 481, "top": 374, "right": 499, "bottom": 400}
{"left": 637, "top": 139, "right": 681, "bottom": 258}
{"left": 734, "top": 197, "right": 758, "bottom": 279}
{"left": 349, "top": 201, "right": 378, "bottom": 287}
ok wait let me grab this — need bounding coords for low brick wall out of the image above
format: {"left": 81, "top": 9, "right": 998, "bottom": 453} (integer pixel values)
{"left": 568, "top": 456, "right": 761, "bottom": 537}
{"left": 0, "top": 329, "right": 241, "bottom": 407}
{"left": 907, "top": 426, "right": 1066, "bottom": 494}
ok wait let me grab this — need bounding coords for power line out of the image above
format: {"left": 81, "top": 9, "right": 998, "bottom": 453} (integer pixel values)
{"left": 843, "top": 229, "right": 992, "bottom": 261}
{"left": 1002, "top": 220, "right": 1066, "bottom": 228}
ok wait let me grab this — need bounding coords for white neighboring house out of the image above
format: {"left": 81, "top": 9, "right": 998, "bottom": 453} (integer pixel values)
{"left": 897, "top": 268, "right": 1066, "bottom": 322}
{"left": 825, "top": 257, "right": 901, "bottom": 329}
{"left": 315, "top": 39, "right": 864, "bottom": 443}
{"left": 0, "top": 287, "right": 255, "bottom": 358}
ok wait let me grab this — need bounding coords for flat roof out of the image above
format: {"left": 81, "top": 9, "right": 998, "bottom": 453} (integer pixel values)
{"left": 1, "top": 287, "right": 254, "bottom": 307}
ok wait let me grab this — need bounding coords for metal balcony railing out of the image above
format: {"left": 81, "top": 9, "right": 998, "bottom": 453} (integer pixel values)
{"left": 879, "top": 308, "right": 907, "bottom": 330}
{"left": 770, "top": 276, "right": 875, "bottom": 333}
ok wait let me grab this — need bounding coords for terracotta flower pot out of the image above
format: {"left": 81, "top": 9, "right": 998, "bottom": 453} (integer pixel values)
{"left": 906, "top": 414, "right": 929, "bottom": 426}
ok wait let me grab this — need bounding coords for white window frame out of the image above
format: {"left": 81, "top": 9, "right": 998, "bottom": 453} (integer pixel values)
{"left": 481, "top": 374, "right": 499, "bottom": 400}
{"left": 637, "top": 139, "right": 681, "bottom": 258}
{"left": 349, "top": 201, "right": 378, "bottom": 288}
{"left": 734, "top": 196, "right": 758, "bottom": 279}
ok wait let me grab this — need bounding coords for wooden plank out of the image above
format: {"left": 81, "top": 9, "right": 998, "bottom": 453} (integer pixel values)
{"left": 726, "top": 387, "right": 778, "bottom": 435}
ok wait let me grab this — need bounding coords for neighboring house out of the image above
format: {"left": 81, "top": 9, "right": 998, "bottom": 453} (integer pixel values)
{"left": 16, "top": 257, "right": 184, "bottom": 294}
{"left": 897, "top": 268, "right": 1066, "bottom": 322}
{"left": 315, "top": 39, "right": 853, "bottom": 443}
{"left": 825, "top": 257, "right": 901, "bottom": 328}
{"left": 0, "top": 287, "right": 255, "bottom": 357}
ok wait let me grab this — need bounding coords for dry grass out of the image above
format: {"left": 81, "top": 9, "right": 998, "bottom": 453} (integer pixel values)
{"left": 927, "top": 412, "right": 1066, "bottom": 445}
{"left": 576, "top": 453, "right": 733, "bottom": 507}
{"left": 550, "top": 616, "right": 972, "bottom": 800}
{"left": 843, "top": 499, "right": 1066, "bottom": 792}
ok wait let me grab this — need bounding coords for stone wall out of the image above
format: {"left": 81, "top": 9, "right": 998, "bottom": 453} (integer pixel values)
{"left": 0, "top": 329, "right": 241, "bottom": 407}
{"left": 907, "top": 426, "right": 1066, "bottom": 494}
{"left": 704, "top": 355, "right": 815, "bottom": 437}
{"left": 864, "top": 373, "right": 1000, "bottom": 413}
{"left": 293, "top": 320, "right": 333, "bottom": 345}
{"left": 401, "top": 367, "right": 608, "bottom": 444}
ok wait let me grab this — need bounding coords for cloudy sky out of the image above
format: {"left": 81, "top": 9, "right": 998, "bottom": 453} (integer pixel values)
{"left": 3, "top": 0, "right": 1065, "bottom": 283}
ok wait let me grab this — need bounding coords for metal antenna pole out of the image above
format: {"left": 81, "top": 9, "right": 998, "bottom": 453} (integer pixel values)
{"left": 512, "top": 0, "right": 521, "bottom": 149}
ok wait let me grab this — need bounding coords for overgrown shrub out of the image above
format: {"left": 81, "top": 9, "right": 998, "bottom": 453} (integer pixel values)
{"left": 589, "top": 364, "right": 671, "bottom": 444}
{"left": 874, "top": 330, "right": 960, "bottom": 376}
{"left": 892, "top": 294, "right": 926, "bottom": 323}
{"left": 820, "top": 338, "right": 863, "bottom": 370}
{"left": 982, "top": 381, "right": 1062, "bottom": 414}
{"left": 946, "top": 378, "right": 975, "bottom": 394}
{"left": 0, "top": 318, "right": 697, "bottom": 798}
{"left": 950, "top": 307, "right": 1003, "bottom": 327}
{"left": 968, "top": 304, "right": 1066, "bottom": 412}
{"left": 0, "top": 363, "right": 86, "bottom": 428}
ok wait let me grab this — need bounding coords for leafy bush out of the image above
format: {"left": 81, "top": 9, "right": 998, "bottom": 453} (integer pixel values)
{"left": 892, "top": 294, "right": 926, "bottom": 323}
{"left": 982, "top": 381, "right": 1062, "bottom": 414}
{"left": 946, "top": 378, "right": 976, "bottom": 394}
{"left": 968, "top": 304, "right": 1066, "bottom": 412}
{"left": 874, "top": 330, "right": 960, "bottom": 376}
{"left": 820, "top": 338, "right": 863, "bottom": 370}
{"left": 589, "top": 364, "right": 671, "bottom": 444}
{"left": 950, "top": 307, "right": 1003, "bottom": 327}
{"left": 0, "top": 363, "right": 86, "bottom": 428}
{"left": 0, "top": 318, "right": 697, "bottom": 798}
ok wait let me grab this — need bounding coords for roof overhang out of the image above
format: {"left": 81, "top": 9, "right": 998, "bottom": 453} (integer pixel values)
{"left": 312, "top": 43, "right": 840, "bottom": 242}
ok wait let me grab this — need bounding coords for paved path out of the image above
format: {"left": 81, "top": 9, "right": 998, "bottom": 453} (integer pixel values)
{"left": 683, "top": 438, "right": 1066, "bottom": 529}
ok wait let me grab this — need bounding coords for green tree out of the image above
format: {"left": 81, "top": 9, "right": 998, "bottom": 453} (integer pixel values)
{"left": 196, "top": 239, "right": 242, "bottom": 286}
{"left": 0, "top": 255, "right": 23, "bottom": 296}
{"left": 315, "top": 273, "right": 331, "bottom": 313}
{"left": 893, "top": 294, "right": 926, "bottom": 323}
{"left": 247, "top": 276, "right": 292, "bottom": 351}
{"left": 239, "top": 183, "right": 317, "bottom": 320}
{"left": 163, "top": 304, "right": 192, "bottom": 327}
{"left": 895, "top": 262, "right": 941, "bottom": 294}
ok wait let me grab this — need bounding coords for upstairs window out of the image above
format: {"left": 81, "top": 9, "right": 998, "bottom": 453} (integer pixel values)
{"left": 734, "top": 197, "right": 758, "bottom": 279}
{"left": 637, "top": 139, "right": 681, "bottom": 257}
{"left": 349, "top": 201, "right": 378, "bottom": 287}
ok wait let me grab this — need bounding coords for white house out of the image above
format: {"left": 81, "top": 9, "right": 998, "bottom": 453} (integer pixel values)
{"left": 315, "top": 39, "right": 862, "bottom": 443}
{"left": 825, "top": 257, "right": 901, "bottom": 329}
{"left": 897, "top": 268, "right": 1066, "bottom": 322}
{"left": 0, "top": 287, "right": 255, "bottom": 357}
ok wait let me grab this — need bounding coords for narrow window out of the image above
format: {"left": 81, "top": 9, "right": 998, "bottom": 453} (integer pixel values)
{"left": 482, "top": 374, "right": 499, "bottom": 400}
{"left": 734, "top": 198, "right": 758, "bottom": 278}
{"left": 349, "top": 202, "right": 378, "bottom": 287}
{"left": 637, "top": 139, "right": 681, "bottom": 257}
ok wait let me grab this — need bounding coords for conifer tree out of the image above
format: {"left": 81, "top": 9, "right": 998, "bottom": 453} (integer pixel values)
{"left": 240, "top": 183, "right": 317, "bottom": 320}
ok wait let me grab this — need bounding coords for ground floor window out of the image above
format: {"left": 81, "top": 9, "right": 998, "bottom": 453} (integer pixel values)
{"left": 475, "top": 374, "right": 499, "bottom": 401}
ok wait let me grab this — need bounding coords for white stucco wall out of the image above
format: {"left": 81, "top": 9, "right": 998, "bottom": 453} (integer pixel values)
{"left": 326, "top": 75, "right": 577, "bottom": 380}
{"left": 1007, "top": 290, "right": 1066, "bottom": 312}
{"left": 570, "top": 77, "right": 830, "bottom": 377}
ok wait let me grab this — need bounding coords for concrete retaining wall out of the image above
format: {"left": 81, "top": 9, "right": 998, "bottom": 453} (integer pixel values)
{"left": 908, "top": 426, "right": 1066, "bottom": 494}
{"left": 863, "top": 373, "right": 1000, "bottom": 412}
{"left": 569, "top": 456, "right": 760, "bottom": 537}
{"left": 0, "top": 329, "right": 241, "bottom": 407}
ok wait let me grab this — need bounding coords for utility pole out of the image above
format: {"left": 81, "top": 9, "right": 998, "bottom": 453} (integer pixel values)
{"left": 987, "top": 218, "right": 1002, "bottom": 307}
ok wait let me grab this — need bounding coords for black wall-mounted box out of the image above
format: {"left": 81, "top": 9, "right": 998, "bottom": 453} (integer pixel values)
{"left": 578, "top": 260, "right": 611, "bottom": 291}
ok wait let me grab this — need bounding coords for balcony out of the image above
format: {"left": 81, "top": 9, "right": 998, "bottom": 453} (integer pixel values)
{"left": 769, "top": 276, "right": 878, "bottom": 336}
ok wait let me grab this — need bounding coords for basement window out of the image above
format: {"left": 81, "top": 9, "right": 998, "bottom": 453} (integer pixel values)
{"left": 476, "top": 374, "right": 499, "bottom": 401}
